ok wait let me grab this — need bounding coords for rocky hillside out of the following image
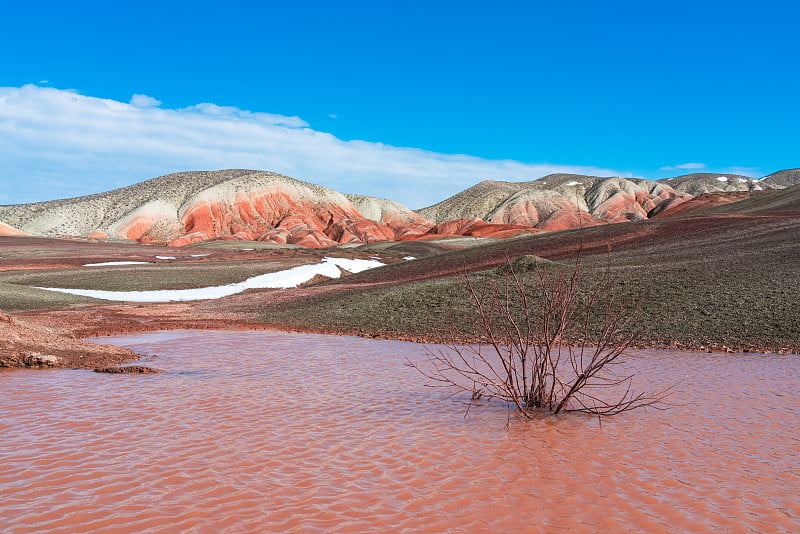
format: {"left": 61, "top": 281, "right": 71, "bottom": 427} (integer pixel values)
{"left": 700, "top": 183, "right": 800, "bottom": 214}
{"left": 418, "top": 174, "right": 692, "bottom": 229}
{"left": 0, "top": 170, "right": 435, "bottom": 247}
{"left": 760, "top": 168, "right": 800, "bottom": 189}
{"left": 655, "top": 169, "right": 800, "bottom": 195}
{"left": 2, "top": 168, "right": 798, "bottom": 247}
{"left": 656, "top": 173, "right": 766, "bottom": 196}
{"left": 0, "top": 308, "right": 138, "bottom": 369}
{"left": 418, "top": 168, "right": 800, "bottom": 228}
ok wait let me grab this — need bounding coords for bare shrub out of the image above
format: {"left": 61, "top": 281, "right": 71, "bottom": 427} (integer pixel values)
{"left": 410, "top": 255, "right": 668, "bottom": 417}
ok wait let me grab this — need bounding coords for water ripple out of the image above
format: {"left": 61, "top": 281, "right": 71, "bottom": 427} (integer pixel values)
{"left": 1, "top": 331, "right": 798, "bottom": 533}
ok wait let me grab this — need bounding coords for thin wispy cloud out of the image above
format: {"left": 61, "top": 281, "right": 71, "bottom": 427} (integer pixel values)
{"left": 0, "top": 85, "right": 631, "bottom": 208}
{"left": 129, "top": 94, "right": 162, "bottom": 108}
{"left": 724, "top": 166, "right": 760, "bottom": 177}
{"left": 182, "top": 102, "right": 309, "bottom": 128}
{"left": 658, "top": 162, "right": 760, "bottom": 177}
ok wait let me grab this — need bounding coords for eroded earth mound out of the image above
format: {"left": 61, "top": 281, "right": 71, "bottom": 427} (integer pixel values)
{"left": 1, "top": 168, "right": 798, "bottom": 248}
{"left": 417, "top": 174, "right": 693, "bottom": 227}
{"left": 0, "top": 307, "right": 139, "bottom": 369}
{"left": 655, "top": 173, "right": 766, "bottom": 196}
{"left": 0, "top": 170, "right": 433, "bottom": 247}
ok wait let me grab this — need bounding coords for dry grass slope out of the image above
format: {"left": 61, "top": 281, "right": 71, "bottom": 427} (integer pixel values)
{"left": 235, "top": 188, "right": 800, "bottom": 352}
{"left": 697, "top": 184, "right": 800, "bottom": 214}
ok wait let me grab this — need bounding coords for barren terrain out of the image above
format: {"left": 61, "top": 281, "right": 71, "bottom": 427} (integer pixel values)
{"left": 2, "top": 182, "right": 799, "bottom": 367}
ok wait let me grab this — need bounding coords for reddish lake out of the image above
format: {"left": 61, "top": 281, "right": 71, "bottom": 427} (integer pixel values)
{"left": 1, "top": 330, "right": 798, "bottom": 533}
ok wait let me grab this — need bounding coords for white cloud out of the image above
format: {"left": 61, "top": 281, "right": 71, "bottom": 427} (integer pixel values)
{"left": 328, "top": 113, "right": 338, "bottom": 119}
{"left": 724, "top": 166, "right": 759, "bottom": 177}
{"left": 182, "top": 102, "right": 308, "bottom": 127}
{"left": 0, "top": 84, "right": 631, "bottom": 208}
{"left": 129, "top": 93, "right": 162, "bottom": 108}
{"left": 658, "top": 162, "right": 761, "bottom": 178}
{"left": 660, "top": 162, "right": 707, "bottom": 171}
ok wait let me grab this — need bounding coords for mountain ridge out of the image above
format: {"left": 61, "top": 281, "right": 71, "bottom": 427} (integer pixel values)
{"left": 1, "top": 168, "right": 798, "bottom": 247}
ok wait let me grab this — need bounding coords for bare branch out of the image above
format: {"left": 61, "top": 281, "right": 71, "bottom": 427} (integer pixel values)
{"left": 410, "top": 253, "right": 668, "bottom": 417}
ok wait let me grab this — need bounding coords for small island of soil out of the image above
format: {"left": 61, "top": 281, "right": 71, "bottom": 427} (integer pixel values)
{"left": 94, "top": 366, "right": 164, "bottom": 374}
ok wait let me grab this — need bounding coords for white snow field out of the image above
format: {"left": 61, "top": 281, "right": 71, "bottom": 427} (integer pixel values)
{"left": 37, "top": 257, "right": 384, "bottom": 303}
{"left": 83, "top": 261, "right": 153, "bottom": 266}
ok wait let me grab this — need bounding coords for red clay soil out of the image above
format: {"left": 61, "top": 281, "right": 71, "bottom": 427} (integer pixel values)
{"left": 13, "top": 303, "right": 267, "bottom": 339}
{"left": 159, "top": 187, "right": 432, "bottom": 247}
{"left": 0, "top": 235, "right": 206, "bottom": 264}
{"left": 0, "top": 308, "right": 140, "bottom": 369}
{"left": 0, "top": 235, "right": 314, "bottom": 272}
{"left": 652, "top": 191, "right": 764, "bottom": 218}
{"left": 398, "top": 218, "right": 542, "bottom": 241}
{"left": 163, "top": 192, "right": 549, "bottom": 247}
{"left": 0, "top": 222, "right": 26, "bottom": 236}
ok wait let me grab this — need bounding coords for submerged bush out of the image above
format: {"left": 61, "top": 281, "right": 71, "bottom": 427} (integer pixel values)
{"left": 411, "top": 256, "right": 668, "bottom": 417}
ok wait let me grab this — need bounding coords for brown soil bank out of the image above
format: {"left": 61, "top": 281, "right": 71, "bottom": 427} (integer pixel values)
{"left": 0, "top": 308, "right": 140, "bottom": 369}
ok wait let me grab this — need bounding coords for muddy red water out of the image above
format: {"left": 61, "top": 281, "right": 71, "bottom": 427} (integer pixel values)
{"left": 1, "top": 330, "right": 798, "bottom": 533}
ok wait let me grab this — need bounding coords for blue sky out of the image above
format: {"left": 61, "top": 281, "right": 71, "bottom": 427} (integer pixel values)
{"left": 1, "top": 0, "right": 798, "bottom": 208}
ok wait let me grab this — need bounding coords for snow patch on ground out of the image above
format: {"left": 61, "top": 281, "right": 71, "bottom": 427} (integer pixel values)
{"left": 83, "top": 261, "right": 152, "bottom": 266}
{"left": 737, "top": 178, "right": 748, "bottom": 183}
{"left": 190, "top": 254, "right": 210, "bottom": 257}
{"left": 717, "top": 176, "right": 729, "bottom": 182}
{"left": 36, "top": 257, "right": 384, "bottom": 303}
{"left": 564, "top": 181, "right": 582, "bottom": 186}
{"left": 403, "top": 256, "right": 417, "bottom": 260}
{"left": 155, "top": 256, "right": 176, "bottom": 260}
